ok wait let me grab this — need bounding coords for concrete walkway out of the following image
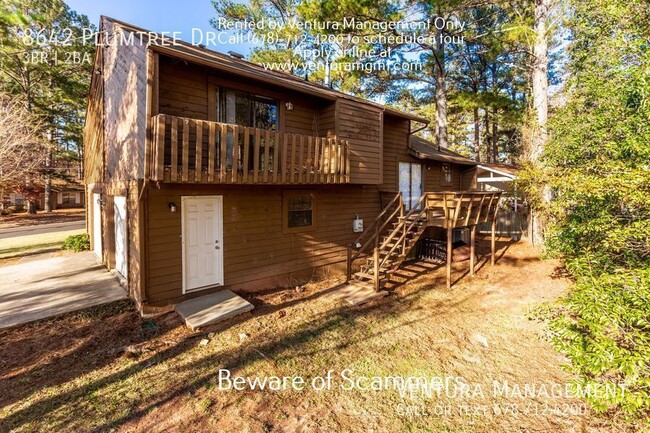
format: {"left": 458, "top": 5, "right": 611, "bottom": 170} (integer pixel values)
{"left": 0, "top": 252, "right": 127, "bottom": 329}
{"left": 0, "top": 220, "right": 85, "bottom": 239}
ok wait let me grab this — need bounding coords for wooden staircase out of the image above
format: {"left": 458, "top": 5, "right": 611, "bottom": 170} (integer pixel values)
{"left": 346, "top": 191, "right": 503, "bottom": 292}
{"left": 347, "top": 193, "right": 429, "bottom": 291}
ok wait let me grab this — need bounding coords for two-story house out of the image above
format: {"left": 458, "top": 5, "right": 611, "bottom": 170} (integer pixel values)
{"left": 84, "top": 17, "right": 500, "bottom": 312}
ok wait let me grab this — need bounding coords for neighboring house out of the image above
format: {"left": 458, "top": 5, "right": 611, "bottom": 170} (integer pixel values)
{"left": 45, "top": 189, "right": 85, "bottom": 210}
{"left": 3, "top": 187, "right": 84, "bottom": 211}
{"left": 84, "top": 17, "right": 501, "bottom": 311}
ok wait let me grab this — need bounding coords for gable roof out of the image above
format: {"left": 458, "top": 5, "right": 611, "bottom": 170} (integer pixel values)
{"left": 101, "top": 16, "right": 428, "bottom": 124}
{"left": 408, "top": 136, "right": 477, "bottom": 166}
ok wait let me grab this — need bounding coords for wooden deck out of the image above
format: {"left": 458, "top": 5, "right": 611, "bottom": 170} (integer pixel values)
{"left": 347, "top": 191, "right": 502, "bottom": 291}
{"left": 150, "top": 114, "right": 351, "bottom": 184}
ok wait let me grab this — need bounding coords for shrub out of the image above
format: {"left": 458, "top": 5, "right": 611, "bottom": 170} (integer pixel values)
{"left": 530, "top": 0, "right": 650, "bottom": 421}
{"left": 62, "top": 233, "right": 90, "bottom": 252}
{"left": 545, "top": 266, "right": 650, "bottom": 415}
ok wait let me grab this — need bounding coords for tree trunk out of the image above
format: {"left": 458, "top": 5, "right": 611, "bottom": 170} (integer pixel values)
{"left": 484, "top": 109, "right": 490, "bottom": 162}
{"left": 434, "top": 10, "right": 448, "bottom": 149}
{"left": 492, "top": 109, "right": 498, "bottom": 163}
{"left": 531, "top": 0, "right": 549, "bottom": 162}
{"left": 527, "top": 0, "right": 550, "bottom": 245}
{"left": 44, "top": 177, "right": 51, "bottom": 212}
{"left": 473, "top": 106, "right": 480, "bottom": 162}
{"left": 44, "top": 146, "right": 52, "bottom": 212}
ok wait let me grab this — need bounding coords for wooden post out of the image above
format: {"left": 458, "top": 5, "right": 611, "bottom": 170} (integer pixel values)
{"left": 470, "top": 225, "right": 476, "bottom": 276}
{"left": 346, "top": 244, "right": 352, "bottom": 281}
{"left": 305, "top": 136, "right": 312, "bottom": 184}
{"left": 272, "top": 131, "right": 279, "bottom": 183}
{"left": 170, "top": 117, "right": 178, "bottom": 181}
{"left": 242, "top": 127, "right": 250, "bottom": 183}
{"left": 195, "top": 121, "right": 203, "bottom": 182}
{"left": 491, "top": 218, "right": 496, "bottom": 266}
{"left": 400, "top": 198, "right": 406, "bottom": 255}
{"left": 208, "top": 122, "right": 215, "bottom": 182}
{"left": 181, "top": 119, "right": 189, "bottom": 182}
{"left": 220, "top": 123, "right": 227, "bottom": 182}
{"left": 232, "top": 125, "right": 240, "bottom": 183}
{"left": 373, "top": 246, "right": 380, "bottom": 292}
{"left": 373, "top": 224, "right": 380, "bottom": 291}
{"left": 297, "top": 135, "right": 304, "bottom": 183}
{"left": 253, "top": 129, "right": 260, "bottom": 183}
{"left": 156, "top": 114, "right": 165, "bottom": 180}
{"left": 446, "top": 225, "right": 452, "bottom": 289}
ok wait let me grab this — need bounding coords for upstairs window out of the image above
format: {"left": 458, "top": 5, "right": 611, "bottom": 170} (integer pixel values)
{"left": 218, "top": 88, "right": 278, "bottom": 130}
{"left": 441, "top": 163, "right": 453, "bottom": 186}
{"left": 213, "top": 88, "right": 279, "bottom": 170}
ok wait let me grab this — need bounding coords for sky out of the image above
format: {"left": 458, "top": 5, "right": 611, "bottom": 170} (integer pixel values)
{"left": 65, "top": 0, "right": 253, "bottom": 54}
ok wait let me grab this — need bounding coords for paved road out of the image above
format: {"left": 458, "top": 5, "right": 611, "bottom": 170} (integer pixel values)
{"left": 0, "top": 220, "right": 85, "bottom": 239}
{"left": 0, "top": 252, "right": 127, "bottom": 329}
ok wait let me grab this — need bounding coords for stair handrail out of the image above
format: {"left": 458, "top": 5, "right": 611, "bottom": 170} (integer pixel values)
{"left": 379, "top": 194, "right": 427, "bottom": 252}
{"left": 377, "top": 195, "right": 429, "bottom": 269}
{"left": 349, "top": 192, "right": 402, "bottom": 260}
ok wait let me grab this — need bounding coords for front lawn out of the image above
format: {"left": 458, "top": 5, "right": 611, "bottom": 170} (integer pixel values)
{"left": 0, "top": 241, "right": 634, "bottom": 432}
{"left": 0, "top": 229, "right": 85, "bottom": 259}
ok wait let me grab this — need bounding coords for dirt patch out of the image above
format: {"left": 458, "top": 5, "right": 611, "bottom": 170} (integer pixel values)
{"left": 0, "top": 240, "right": 638, "bottom": 432}
{"left": 0, "top": 209, "right": 84, "bottom": 229}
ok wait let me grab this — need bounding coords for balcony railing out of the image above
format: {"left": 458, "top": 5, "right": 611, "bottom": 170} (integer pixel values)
{"left": 150, "top": 114, "right": 350, "bottom": 184}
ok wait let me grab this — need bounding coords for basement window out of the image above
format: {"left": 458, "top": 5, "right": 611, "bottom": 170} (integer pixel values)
{"left": 283, "top": 191, "right": 315, "bottom": 232}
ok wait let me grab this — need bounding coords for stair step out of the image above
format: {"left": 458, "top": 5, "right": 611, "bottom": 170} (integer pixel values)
{"left": 354, "top": 271, "right": 387, "bottom": 280}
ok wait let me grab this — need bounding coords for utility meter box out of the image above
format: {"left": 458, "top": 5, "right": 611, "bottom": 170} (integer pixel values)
{"left": 352, "top": 216, "right": 364, "bottom": 233}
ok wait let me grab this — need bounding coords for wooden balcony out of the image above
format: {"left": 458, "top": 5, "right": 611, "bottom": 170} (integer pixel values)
{"left": 150, "top": 114, "right": 351, "bottom": 184}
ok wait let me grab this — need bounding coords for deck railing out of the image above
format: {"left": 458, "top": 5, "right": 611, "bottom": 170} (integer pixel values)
{"left": 150, "top": 113, "right": 351, "bottom": 184}
{"left": 424, "top": 191, "right": 501, "bottom": 228}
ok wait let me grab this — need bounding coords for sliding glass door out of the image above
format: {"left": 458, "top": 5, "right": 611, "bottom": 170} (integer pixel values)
{"left": 399, "top": 162, "right": 423, "bottom": 210}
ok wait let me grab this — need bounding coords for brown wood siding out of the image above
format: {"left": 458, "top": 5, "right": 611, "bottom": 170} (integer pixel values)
{"left": 461, "top": 167, "right": 478, "bottom": 190}
{"left": 158, "top": 58, "right": 209, "bottom": 120}
{"left": 380, "top": 117, "right": 466, "bottom": 193}
{"left": 145, "top": 184, "right": 382, "bottom": 305}
{"left": 337, "top": 99, "right": 382, "bottom": 184}
{"left": 380, "top": 116, "right": 415, "bottom": 191}
{"left": 318, "top": 102, "right": 336, "bottom": 138}
{"left": 157, "top": 56, "right": 322, "bottom": 138}
{"left": 284, "top": 103, "right": 317, "bottom": 136}
{"left": 424, "top": 160, "right": 463, "bottom": 191}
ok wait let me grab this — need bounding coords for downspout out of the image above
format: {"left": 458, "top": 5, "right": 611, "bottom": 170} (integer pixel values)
{"left": 408, "top": 120, "right": 428, "bottom": 137}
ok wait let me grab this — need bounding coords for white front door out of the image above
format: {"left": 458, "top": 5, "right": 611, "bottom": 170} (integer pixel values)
{"left": 92, "top": 193, "right": 103, "bottom": 260}
{"left": 113, "top": 196, "right": 128, "bottom": 278}
{"left": 182, "top": 196, "right": 224, "bottom": 293}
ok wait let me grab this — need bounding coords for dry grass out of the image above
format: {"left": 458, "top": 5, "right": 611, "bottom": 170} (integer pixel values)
{"left": 0, "top": 209, "right": 84, "bottom": 229}
{"left": 0, "top": 240, "right": 638, "bottom": 432}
